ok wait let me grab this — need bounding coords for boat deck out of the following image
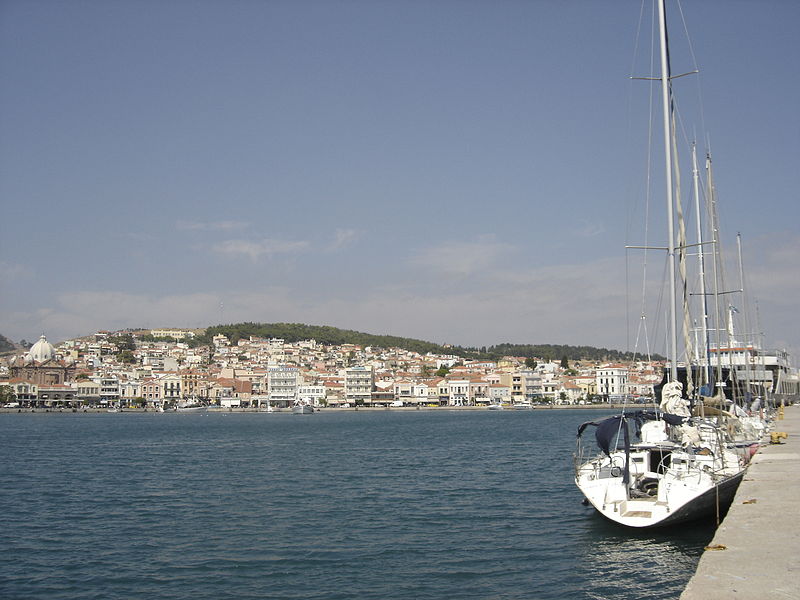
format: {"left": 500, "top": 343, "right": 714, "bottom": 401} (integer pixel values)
{"left": 681, "top": 405, "right": 800, "bottom": 599}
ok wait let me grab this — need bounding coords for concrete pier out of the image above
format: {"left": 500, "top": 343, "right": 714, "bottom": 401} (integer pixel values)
{"left": 681, "top": 405, "right": 799, "bottom": 599}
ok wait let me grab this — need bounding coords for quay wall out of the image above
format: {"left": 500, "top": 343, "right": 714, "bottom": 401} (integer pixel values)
{"left": 681, "top": 405, "right": 799, "bottom": 599}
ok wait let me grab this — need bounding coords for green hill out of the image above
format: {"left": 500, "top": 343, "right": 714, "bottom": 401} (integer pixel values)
{"left": 193, "top": 322, "right": 643, "bottom": 362}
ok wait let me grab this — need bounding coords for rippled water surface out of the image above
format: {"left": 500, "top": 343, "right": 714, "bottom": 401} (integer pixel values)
{"left": 0, "top": 410, "right": 716, "bottom": 599}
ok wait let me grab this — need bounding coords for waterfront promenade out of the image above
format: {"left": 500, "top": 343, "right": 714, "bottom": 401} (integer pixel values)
{"left": 681, "top": 405, "right": 799, "bottom": 599}
{"left": 0, "top": 403, "right": 633, "bottom": 414}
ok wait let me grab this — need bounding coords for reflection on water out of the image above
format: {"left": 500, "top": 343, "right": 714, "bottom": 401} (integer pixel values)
{"left": 575, "top": 511, "right": 716, "bottom": 600}
{"left": 0, "top": 410, "right": 720, "bottom": 600}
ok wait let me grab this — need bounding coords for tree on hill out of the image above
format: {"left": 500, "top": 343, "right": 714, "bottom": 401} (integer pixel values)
{"left": 110, "top": 333, "right": 136, "bottom": 351}
{"left": 117, "top": 350, "right": 137, "bottom": 364}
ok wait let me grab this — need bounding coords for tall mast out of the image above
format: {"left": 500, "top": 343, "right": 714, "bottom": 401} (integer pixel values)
{"left": 658, "top": 0, "right": 679, "bottom": 381}
{"left": 706, "top": 152, "right": 725, "bottom": 391}
{"left": 692, "top": 143, "right": 710, "bottom": 387}
{"left": 736, "top": 232, "right": 753, "bottom": 401}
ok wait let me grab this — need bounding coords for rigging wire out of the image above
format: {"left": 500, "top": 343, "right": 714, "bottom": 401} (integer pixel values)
{"left": 625, "top": 0, "right": 652, "bottom": 357}
{"left": 625, "top": 0, "right": 659, "bottom": 362}
{"left": 676, "top": 0, "right": 708, "bottom": 139}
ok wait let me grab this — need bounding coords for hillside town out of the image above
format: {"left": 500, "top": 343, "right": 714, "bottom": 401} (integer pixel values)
{"left": 1, "top": 330, "right": 664, "bottom": 410}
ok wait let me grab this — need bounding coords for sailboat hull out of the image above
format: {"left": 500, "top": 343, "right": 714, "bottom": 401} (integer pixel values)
{"left": 650, "top": 469, "right": 744, "bottom": 527}
{"left": 577, "top": 464, "right": 746, "bottom": 529}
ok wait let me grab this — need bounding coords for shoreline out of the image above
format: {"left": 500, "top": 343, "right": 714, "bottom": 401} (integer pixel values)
{"left": 0, "top": 403, "right": 634, "bottom": 414}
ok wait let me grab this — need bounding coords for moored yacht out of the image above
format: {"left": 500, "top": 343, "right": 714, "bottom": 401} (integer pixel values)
{"left": 292, "top": 398, "right": 314, "bottom": 414}
{"left": 574, "top": 0, "right": 752, "bottom": 529}
{"left": 574, "top": 382, "right": 750, "bottom": 528}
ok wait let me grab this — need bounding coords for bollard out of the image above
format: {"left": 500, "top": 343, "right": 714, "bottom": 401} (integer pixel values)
{"left": 770, "top": 431, "right": 788, "bottom": 445}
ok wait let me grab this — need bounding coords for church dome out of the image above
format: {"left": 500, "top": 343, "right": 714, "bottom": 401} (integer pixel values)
{"left": 27, "top": 334, "right": 56, "bottom": 363}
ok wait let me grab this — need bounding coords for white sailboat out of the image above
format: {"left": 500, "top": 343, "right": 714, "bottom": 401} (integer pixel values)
{"left": 574, "top": 0, "right": 750, "bottom": 529}
{"left": 292, "top": 398, "right": 315, "bottom": 414}
{"left": 574, "top": 393, "right": 748, "bottom": 528}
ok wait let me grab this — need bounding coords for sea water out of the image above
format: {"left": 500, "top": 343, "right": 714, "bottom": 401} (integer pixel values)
{"left": 0, "top": 410, "right": 715, "bottom": 599}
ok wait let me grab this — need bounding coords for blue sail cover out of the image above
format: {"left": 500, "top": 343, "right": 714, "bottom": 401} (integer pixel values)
{"left": 577, "top": 411, "right": 687, "bottom": 484}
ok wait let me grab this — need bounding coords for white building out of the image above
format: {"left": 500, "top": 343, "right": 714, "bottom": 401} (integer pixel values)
{"left": 596, "top": 364, "right": 629, "bottom": 401}
{"left": 297, "top": 384, "right": 326, "bottom": 407}
{"left": 344, "top": 366, "right": 374, "bottom": 405}
{"left": 150, "top": 329, "right": 195, "bottom": 340}
{"left": 447, "top": 377, "right": 470, "bottom": 406}
{"left": 268, "top": 366, "right": 299, "bottom": 406}
{"left": 160, "top": 373, "right": 182, "bottom": 401}
{"left": 94, "top": 375, "right": 120, "bottom": 404}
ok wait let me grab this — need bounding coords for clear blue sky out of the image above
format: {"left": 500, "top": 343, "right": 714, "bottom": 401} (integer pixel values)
{"left": 1, "top": 0, "right": 798, "bottom": 359}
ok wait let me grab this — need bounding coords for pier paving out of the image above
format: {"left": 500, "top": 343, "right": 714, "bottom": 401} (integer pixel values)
{"left": 681, "top": 405, "right": 800, "bottom": 600}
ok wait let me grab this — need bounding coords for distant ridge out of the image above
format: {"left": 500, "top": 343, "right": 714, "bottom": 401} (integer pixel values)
{"left": 0, "top": 333, "right": 19, "bottom": 354}
{"left": 190, "top": 322, "right": 644, "bottom": 362}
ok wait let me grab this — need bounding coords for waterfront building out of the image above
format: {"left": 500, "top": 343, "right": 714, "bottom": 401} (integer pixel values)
{"left": 36, "top": 383, "right": 77, "bottom": 405}
{"left": 297, "top": 384, "right": 325, "bottom": 406}
{"left": 500, "top": 372, "right": 526, "bottom": 402}
{"left": 159, "top": 373, "right": 181, "bottom": 402}
{"left": 180, "top": 370, "right": 208, "bottom": 399}
{"left": 75, "top": 379, "right": 100, "bottom": 403}
{"left": 8, "top": 335, "right": 76, "bottom": 386}
{"left": 6, "top": 379, "right": 37, "bottom": 402}
{"left": 572, "top": 374, "right": 598, "bottom": 399}
{"left": 213, "top": 377, "right": 253, "bottom": 405}
{"left": 556, "top": 379, "right": 584, "bottom": 404}
{"left": 268, "top": 366, "right": 299, "bottom": 406}
{"left": 372, "top": 380, "right": 395, "bottom": 405}
{"left": 488, "top": 383, "right": 511, "bottom": 402}
{"left": 323, "top": 380, "right": 344, "bottom": 405}
{"left": 470, "top": 377, "right": 489, "bottom": 404}
{"left": 119, "top": 380, "right": 141, "bottom": 402}
{"left": 435, "top": 378, "right": 449, "bottom": 404}
{"left": 412, "top": 381, "right": 432, "bottom": 405}
{"left": 595, "top": 364, "right": 629, "bottom": 401}
{"left": 344, "top": 365, "right": 374, "bottom": 405}
{"left": 447, "top": 377, "right": 470, "bottom": 406}
{"left": 419, "top": 377, "right": 443, "bottom": 405}
{"left": 394, "top": 379, "right": 414, "bottom": 404}
{"left": 98, "top": 375, "right": 121, "bottom": 404}
{"left": 542, "top": 379, "right": 559, "bottom": 401}
{"left": 141, "top": 378, "right": 161, "bottom": 402}
{"left": 523, "top": 372, "right": 545, "bottom": 400}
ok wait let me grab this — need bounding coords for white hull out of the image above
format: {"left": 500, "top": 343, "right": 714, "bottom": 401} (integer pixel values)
{"left": 292, "top": 405, "right": 314, "bottom": 414}
{"left": 576, "top": 447, "right": 745, "bottom": 528}
{"left": 575, "top": 417, "right": 749, "bottom": 528}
